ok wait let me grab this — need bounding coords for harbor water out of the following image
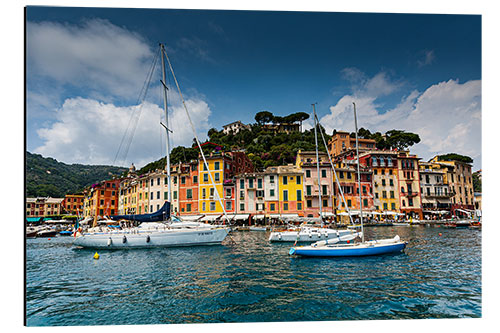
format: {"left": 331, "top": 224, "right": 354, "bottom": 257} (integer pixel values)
{"left": 26, "top": 226, "right": 481, "bottom": 326}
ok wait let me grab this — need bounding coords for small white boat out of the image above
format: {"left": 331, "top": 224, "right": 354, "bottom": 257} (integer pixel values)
{"left": 249, "top": 226, "right": 268, "bottom": 231}
{"left": 269, "top": 226, "right": 356, "bottom": 242}
{"left": 392, "top": 222, "right": 410, "bottom": 226}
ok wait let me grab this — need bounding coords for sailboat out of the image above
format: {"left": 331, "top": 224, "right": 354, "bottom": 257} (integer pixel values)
{"left": 73, "top": 44, "right": 230, "bottom": 249}
{"left": 289, "top": 102, "right": 407, "bottom": 257}
{"left": 268, "top": 104, "right": 359, "bottom": 243}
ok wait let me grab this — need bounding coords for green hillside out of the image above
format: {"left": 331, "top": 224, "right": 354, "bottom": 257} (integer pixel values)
{"left": 26, "top": 152, "right": 127, "bottom": 198}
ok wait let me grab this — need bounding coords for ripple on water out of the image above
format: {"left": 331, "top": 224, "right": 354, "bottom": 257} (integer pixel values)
{"left": 26, "top": 227, "right": 481, "bottom": 326}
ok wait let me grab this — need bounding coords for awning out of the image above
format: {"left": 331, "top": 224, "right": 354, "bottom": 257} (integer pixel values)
{"left": 455, "top": 208, "right": 472, "bottom": 215}
{"left": 253, "top": 214, "right": 265, "bottom": 219}
{"left": 233, "top": 214, "right": 250, "bottom": 221}
{"left": 269, "top": 214, "right": 281, "bottom": 218}
{"left": 180, "top": 215, "right": 204, "bottom": 221}
{"left": 26, "top": 217, "right": 41, "bottom": 223}
{"left": 321, "top": 212, "right": 335, "bottom": 217}
{"left": 201, "top": 215, "right": 222, "bottom": 222}
{"left": 281, "top": 214, "right": 299, "bottom": 218}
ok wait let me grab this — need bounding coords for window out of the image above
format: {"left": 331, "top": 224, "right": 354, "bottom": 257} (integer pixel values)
{"left": 258, "top": 178, "right": 263, "bottom": 189}
{"left": 321, "top": 169, "right": 327, "bottom": 178}
{"left": 100, "top": 199, "right": 104, "bottom": 205}
{"left": 240, "top": 179, "right": 244, "bottom": 189}
{"left": 270, "top": 176, "right": 275, "bottom": 183}
{"left": 249, "top": 178, "right": 254, "bottom": 188}
{"left": 426, "top": 188, "right": 431, "bottom": 196}
{"left": 111, "top": 200, "right": 115, "bottom": 206}
{"left": 193, "top": 176, "right": 198, "bottom": 183}
{"left": 99, "top": 209, "right": 104, "bottom": 215}
{"left": 306, "top": 185, "right": 312, "bottom": 196}
{"left": 339, "top": 171, "right": 344, "bottom": 179}
{"left": 347, "top": 172, "right": 352, "bottom": 179}
{"left": 173, "top": 177, "right": 177, "bottom": 184}
{"left": 408, "top": 198, "right": 413, "bottom": 207}
{"left": 283, "top": 176, "right": 288, "bottom": 185}
{"left": 270, "top": 203, "right": 275, "bottom": 211}
{"left": 383, "top": 203, "right": 388, "bottom": 210}
{"left": 297, "top": 202, "right": 302, "bottom": 210}
{"left": 382, "top": 179, "right": 386, "bottom": 186}
{"left": 214, "top": 161, "right": 220, "bottom": 170}
{"left": 347, "top": 199, "right": 352, "bottom": 207}
{"left": 390, "top": 191, "right": 395, "bottom": 199}
{"left": 322, "top": 185, "right": 328, "bottom": 195}
{"left": 202, "top": 202, "right": 206, "bottom": 211}
{"left": 363, "top": 199, "right": 368, "bottom": 207}
{"left": 323, "top": 199, "right": 328, "bottom": 207}
{"left": 187, "top": 189, "right": 192, "bottom": 199}
{"left": 373, "top": 169, "right": 378, "bottom": 175}
{"left": 283, "top": 203, "right": 289, "bottom": 211}
{"left": 215, "top": 173, "right": 220, "bottom": 182}
{"left": 362, "top": 186, "right": 367, "bottom": 194}
{"left": 203, "top": 163, "right": 208, "bottom": 171}
{"left": 402, "top": 200, "right": 406, "bottom": 207}
{"left": 150, "top": 205, "right": 153, "bottom": 212}
{"left": 181, "top": 176, "right": 186, "bottom": 184}
{"left": 382, "top": 191, "right": 387, "bottom": 199}
{"left": 389, "top": 179, "right": 394, "bottom": 186}
{"left": 270, "top": 188, "right": 275, "bottom": 197}
{"left": 210, "top": 188, "right": 215, "bottom": 198}
{"left": 210, "top": 202, "right": 216, "bottom": 211}
{"left": 391, "top": 203, "right": 396, "bottom": 210}
{"left": 296, "top": 176, "right": 301, "bottom": 184}
{"left": 297, "top": 190, "right": 302, "bottom": 201}
{"left": 157, "top": 191, "right": 160, "bottom": 199}
{"left": 151, "top": 179, "right": 154, "bottom": 186}
{"left": 401, "top": 187, "right": 405, "bottom": 193}
{"left": 101, "top": 190, "right": 104, "bottom": 195}
{"left": 226, "top": 201, "right": 232, "bottom": 210}
{"left": 145, "top": 192, "right": 148, "bottom": 199}
{"left": 375, "top": 192, "right": 379, "bottom": 199}
{"left": 307, "top": 200, "right": 312, "bottom": 208}
{"left": 240, "top": 203, "right": 245, "bottom": 211}
{"left": 226, "top": 189, "right": 231, "bottom": 197}
{"left": 306, "top": 170, "right": 311, "bottom": 178}
{"left": 157, "top": 178, "right": 160, "bottom": 186}
{"left": 204, "top": 174, "right": 208, "bottom": 182}
{"left": 106, "top": 183, "right": 110, "bottom": 188}
{"left": 283, "top": 190, "right": 288, "bottom": 201}
{"left": 173, "top": 191, "right": 177, "bottom": 200}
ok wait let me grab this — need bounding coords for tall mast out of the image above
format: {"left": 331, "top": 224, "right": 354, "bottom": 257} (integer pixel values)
{"left": 312, "top": 103, "right": 323, "bottom": 225}
{"left": 353, "top": 102, "right": 365, "bottom": 242}
{"left": 160, "top": 44, "right": 172, "bottom": 205}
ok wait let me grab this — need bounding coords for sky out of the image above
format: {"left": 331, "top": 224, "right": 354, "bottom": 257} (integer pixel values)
{"left": 25, "top": 6, "right": 482, "bottom": 170}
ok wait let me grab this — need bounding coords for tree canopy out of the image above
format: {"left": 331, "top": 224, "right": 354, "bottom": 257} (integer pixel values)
{"left": 437, "top": 153, "right": 473, "bottom": 164}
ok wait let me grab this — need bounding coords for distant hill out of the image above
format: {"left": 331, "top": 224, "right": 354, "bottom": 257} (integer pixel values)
{"left": 26, "top": 152, "right": 127, "bottom": 198}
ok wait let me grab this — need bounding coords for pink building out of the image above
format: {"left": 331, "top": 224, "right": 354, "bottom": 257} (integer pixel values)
{"left": 296, "top": 150, "right": 334, "bottom": 218}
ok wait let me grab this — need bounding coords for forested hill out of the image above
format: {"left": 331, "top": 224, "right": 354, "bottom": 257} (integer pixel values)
{"left": 26, "top": 152, "right": 127, "bottom": 198}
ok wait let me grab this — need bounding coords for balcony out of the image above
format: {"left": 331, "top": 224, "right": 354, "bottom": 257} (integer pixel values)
{"left": 403, "top": 191, "right": 418, "bottom": 197}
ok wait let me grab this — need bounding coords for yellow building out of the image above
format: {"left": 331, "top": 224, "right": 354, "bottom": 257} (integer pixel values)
{"left": 275, "top": 165, "right": 304, "bottom": 215}
{"left": 198, "top": 154, "right": 226, "bottom": 215}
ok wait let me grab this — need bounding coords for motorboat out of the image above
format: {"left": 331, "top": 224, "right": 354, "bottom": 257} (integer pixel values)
{"left": 269, "top": 225, "right": 357, "bottom": 242}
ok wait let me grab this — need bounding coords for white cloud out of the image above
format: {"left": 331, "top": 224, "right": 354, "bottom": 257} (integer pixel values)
{"left": 320, "top": 72, "right": 481, "bottom": 167}
{"left": 34, "top": 95, "right": 212, "bottom": 168}
{"left": 27, "top": 19, "right": 154, "bottom": 101}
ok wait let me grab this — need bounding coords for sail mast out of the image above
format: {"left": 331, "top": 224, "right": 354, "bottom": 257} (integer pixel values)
{"left": 353, "top": 102, "right": 365, "bottom": 242}
{"left": 312, "top": 103, "right": 323, "bottom": 225}
{"left": 160, "top": 44, "right": 172, "bottom": 205}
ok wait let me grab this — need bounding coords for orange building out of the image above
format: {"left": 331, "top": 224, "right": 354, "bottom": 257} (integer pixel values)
{"left": 83, "top": 179, "right": 121, "bottom": 220}
{"left": 62, "top": 194, "right": 84, "bottom": 215}
{"left": 328, "top": 131, "right": 376, "bottom": 157}
{"left": 173, "top": 161, "right": 199, "bottom": 216}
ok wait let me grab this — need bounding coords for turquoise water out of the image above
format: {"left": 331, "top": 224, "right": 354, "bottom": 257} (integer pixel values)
{"left": 26, "top": 226, "right": 481, "bottom": 326}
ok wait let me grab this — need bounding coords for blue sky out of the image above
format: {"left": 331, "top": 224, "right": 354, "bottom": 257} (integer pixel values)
{"left": 26, "top": 7, "right": 481, "bottom": 169}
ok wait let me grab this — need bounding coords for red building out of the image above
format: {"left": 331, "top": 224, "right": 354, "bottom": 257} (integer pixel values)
{"left": 62, "top": 194, "right": 84, "bottom": 215}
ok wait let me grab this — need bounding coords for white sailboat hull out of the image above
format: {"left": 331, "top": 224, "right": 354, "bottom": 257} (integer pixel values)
{"left": 73, "top": 227, "right": 229, "bottom": 249}
{"left": 269, "top": 227, "right": 356, "bottom": 242}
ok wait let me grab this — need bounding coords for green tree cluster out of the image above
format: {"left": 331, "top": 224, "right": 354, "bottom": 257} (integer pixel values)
{"left": 26, "top": 152, "right": 127, "bottom": 197}
{"left": 437, "top": 153, "right": 473, "bottom": 164}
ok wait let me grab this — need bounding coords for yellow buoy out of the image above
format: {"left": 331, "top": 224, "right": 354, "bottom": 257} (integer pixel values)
{"left": 93, "top": 252, "right": 100, "bottom": 260}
